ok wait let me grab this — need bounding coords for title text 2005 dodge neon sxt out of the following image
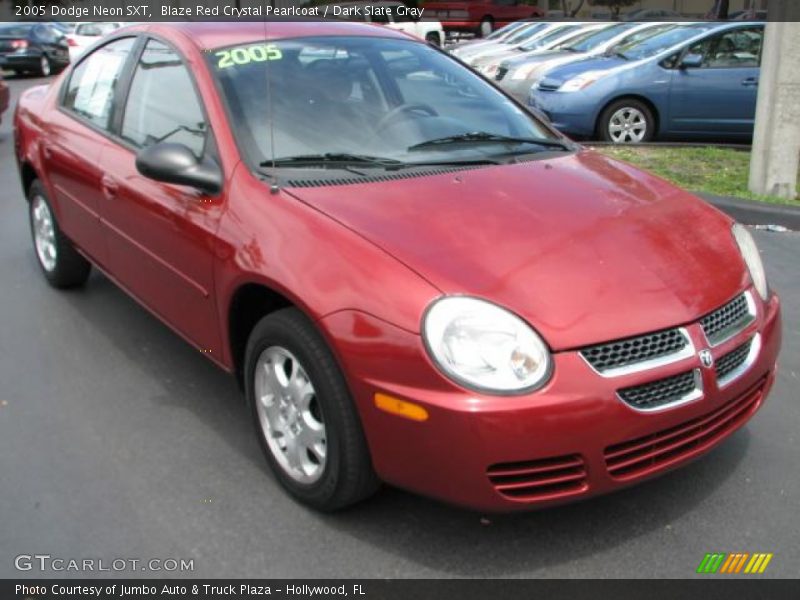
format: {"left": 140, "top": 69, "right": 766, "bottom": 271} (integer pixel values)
{"left": 14, "top": 22, "right": 781, "bottom": 512}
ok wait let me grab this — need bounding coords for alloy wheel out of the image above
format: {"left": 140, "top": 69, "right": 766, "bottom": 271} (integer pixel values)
{"left": 254, "top": 346, "right": 327, "bottom": 484}
{"left": 32, "top": 195, "right": 57, "bottom": 272}
{"left": 40, "top": 55, "right": 51, "bottom": 77}
{"left": 608, "top": 107, "right": 647, "bottom": 143}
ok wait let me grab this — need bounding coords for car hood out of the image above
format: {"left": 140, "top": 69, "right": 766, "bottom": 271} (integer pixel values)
{"left": 501, "top": 49, "right": 571, "bottom": 69}
{"left": 285, "top": 151, "right": 748, "bottom": 350}
{"left": 538, "top": 55, "right": 628, "bottom": 88}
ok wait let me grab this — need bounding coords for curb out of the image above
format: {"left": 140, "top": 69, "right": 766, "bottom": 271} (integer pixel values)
{"left": 589, "top": 142, "right": 752, "bottom": 150}
{"left": 696, "top": 192, "right": 800, "bottom": 231}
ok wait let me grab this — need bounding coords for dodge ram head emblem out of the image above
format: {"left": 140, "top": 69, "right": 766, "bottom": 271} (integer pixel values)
{"left": 699, "top": 349, "right": 714, "bottom": 369}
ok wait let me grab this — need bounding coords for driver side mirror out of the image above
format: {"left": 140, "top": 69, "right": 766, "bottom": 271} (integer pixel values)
{"left": 136, "top": 143, "right": 222, "bottom": 195}
{"left": 679, "top": 53, "right": 704, "bottom": 69}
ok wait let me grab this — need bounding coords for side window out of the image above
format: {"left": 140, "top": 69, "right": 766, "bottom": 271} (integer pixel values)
{"left": 686, "top": 28, "right": 763, "bottom": 69}
{"left": 62, "top": 37, "right": 136, "bottom": 130}
{"left": 121, "top": 40, "right": 207, "bottom": 157}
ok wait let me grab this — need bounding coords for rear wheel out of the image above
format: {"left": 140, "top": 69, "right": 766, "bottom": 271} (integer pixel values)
{"left": 598, "top": 99, "right": 655, "bottom": 144}
{"left": 28, "top": 180, "right": 91, "bottom": 288}
{"left": 478, "top": 17, "right": 493, "bottom": 38}
{"left": 37, "top": 55, "right": 51, "bottom": 77}
{"left": 245, "top": 308, "right": 379, "bottom": 511}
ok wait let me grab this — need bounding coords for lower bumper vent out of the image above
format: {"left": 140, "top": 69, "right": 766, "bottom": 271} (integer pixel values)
{"left": 487, "top": 454, "right": 588, "bottom": 501}
{"left": 605, "top": 377, "right": 766, "bottom": 480}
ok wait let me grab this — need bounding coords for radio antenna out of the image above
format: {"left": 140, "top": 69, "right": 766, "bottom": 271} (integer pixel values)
{"left": 264, "top": 6, "right": 279, "bottom": 193}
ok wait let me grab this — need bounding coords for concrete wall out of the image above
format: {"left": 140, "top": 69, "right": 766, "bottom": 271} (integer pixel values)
{"left": 749, "top": 17, "right": 800, "bottom": 199}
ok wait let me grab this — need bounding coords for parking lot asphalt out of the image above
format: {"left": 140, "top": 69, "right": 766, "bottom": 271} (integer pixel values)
{"left": 1, "top": 74, "right": 798, "bottom": 579}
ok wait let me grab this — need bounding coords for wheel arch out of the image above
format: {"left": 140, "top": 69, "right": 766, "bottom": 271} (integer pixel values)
{"left": 19, "top": 161, "right": 39, "bottom": 199}
{"left": 595, "top": 94, "right": 661, "bottom": 139}
{"left": 227, "top": 282, "right": 295, "bottom": 388}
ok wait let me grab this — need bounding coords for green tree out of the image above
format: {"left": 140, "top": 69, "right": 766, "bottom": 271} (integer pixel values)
{"left": 561, "top": 0, "right": 586, "bottom": 17}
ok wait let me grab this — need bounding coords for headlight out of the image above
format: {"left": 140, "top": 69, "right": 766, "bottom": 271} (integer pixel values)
{"left": 423, "top": 297, "right": 551, "bottom": 394}
{"left": 732, "top": 223, "right": 769, "bottom": 300}
{"left": 558, "top": 70, "right": 606, "bottom": 92}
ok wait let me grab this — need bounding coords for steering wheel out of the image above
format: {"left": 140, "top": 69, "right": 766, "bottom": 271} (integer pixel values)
{"left": 376, "top": 103, "right": 438, "bottom": 131}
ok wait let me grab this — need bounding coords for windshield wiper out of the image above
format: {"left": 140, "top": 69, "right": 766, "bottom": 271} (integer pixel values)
{"left": 610, "top": 50, "right": 630, "bottom": 60}
{"left": 408, "top": 132, "right": 571, "bottom": 152}
{"left": 561, "top": 46, "right": 581, "bottom": 53}
{"left": 262, "top": 153, "right": 406, "bottom": 168}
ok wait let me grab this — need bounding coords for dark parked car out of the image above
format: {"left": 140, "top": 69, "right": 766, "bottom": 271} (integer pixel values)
{"left": 0, "top": 23, "right": 70, "bottom": 77}
{"left": 0, "top": 71, "right": 9, "bottom": 123}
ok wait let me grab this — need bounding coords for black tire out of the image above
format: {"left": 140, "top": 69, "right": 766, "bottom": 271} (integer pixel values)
{"left": 28, "top": 180, "right": 91, "bottom": 288}
{"left": 425, "top": 32, "right": 441, "bottom": 46}
{"left": 245, "top": 308, "right": 379, "bottom": 511}
{"left": 598, "top": 98, "right": 655, "bottom": 144}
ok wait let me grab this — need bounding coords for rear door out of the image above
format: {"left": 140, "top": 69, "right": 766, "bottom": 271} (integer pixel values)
{"left": 43, "top": 36, "right": 137, "bottom": 265}
{"left": 97, "top": 38, "right": 223, "bottom": 356}
{"left": 667, "top": 26, "right": 763, "bottom": 136}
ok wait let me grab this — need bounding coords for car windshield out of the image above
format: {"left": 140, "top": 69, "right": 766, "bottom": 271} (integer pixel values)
{"left": 0, "top": 25, "right": 33, "bottom": 37}
{"left": 210, "top": 36, "right": 563, "bottom": 170}
{"left": 606, "top": 24, "right": 678, "bottom": 53}
{"left": 556, "top": 23, "right": 636, "bottom": 53}
{"left": 504, "top": 23, "right": 548, "bottom": 45}
{"left": 519, "top": 25, "right": 582, "bottom": 51}
{"left": 614, "top": 24, "right": 716, "bottom": 61}
{"left": 487, "top": 21, "right": 526, "bottom": 40}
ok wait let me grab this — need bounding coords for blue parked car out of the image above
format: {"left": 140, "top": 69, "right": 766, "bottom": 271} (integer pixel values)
{"left": 528, "top": 22, "right": 765, "bottom": 143}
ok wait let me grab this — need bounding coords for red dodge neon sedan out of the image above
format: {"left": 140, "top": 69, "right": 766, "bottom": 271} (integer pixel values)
{"left": 14, "top": 22, "right": 781, "bottom": 512}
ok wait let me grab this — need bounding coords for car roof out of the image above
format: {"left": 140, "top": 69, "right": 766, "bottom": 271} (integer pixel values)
{"left": 125, "top": 20, "right": 415, "bottom": 51}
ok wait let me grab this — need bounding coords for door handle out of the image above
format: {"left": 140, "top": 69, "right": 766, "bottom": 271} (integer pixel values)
{"left": 101, "top": 175, "right": 119, "bottom": 199}
{"left": 742, "top": 77, "right": 759, "bottom": 87}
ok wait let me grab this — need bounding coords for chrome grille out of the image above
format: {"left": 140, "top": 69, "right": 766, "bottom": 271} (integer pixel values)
{"left": 701, "top": 293, "right": 754, "bottom": 345}
{"left": 580, "top": 328, "right": 689, "bottom": 375}
{"left": 716, "top": 340, "right": 752, "bottom": 381}
{"left": 618, "top": 370, "right": 700, "bottom": 411}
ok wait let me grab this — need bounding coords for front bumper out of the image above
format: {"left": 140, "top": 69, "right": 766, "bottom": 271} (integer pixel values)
{"left": 322, "top": 289, "right": 781, "bottom": 512}
{"left": 528, "top": 88, "right": 600, "bottom": 138}
{"left": 497, "top": 76, "right": 535, "bottom": 104}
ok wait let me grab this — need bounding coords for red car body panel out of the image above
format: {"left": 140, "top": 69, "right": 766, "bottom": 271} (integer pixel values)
{"left": 289, "top": 151, "right": 750, "bottom": 350}
{"left": 13, "top": 22, "right": 782, "bottom": 511}
{"left": 422, "top": 1, "right": 545, "bottom": 32}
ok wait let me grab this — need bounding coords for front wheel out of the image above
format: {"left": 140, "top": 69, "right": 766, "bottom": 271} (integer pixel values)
{"left": 28, "top": 181, "right": 91, "bottom": 288}
{"left": 598, "top": 99, "right": 655, "bottom": 144}
{"left": 245, "top": 308, "right": 379, "bottom": 511}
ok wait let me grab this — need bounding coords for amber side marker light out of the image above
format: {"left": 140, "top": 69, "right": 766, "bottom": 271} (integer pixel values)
{"left": 374, "top": 393, "right": 429, "bottom": 422}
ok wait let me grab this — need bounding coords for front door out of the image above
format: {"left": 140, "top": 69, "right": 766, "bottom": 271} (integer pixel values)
{"left": 668, "top": 26, "right": 763, "bottom": 136}
{"left": 98, "top": 38, "right": 224, "bottom": 357}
